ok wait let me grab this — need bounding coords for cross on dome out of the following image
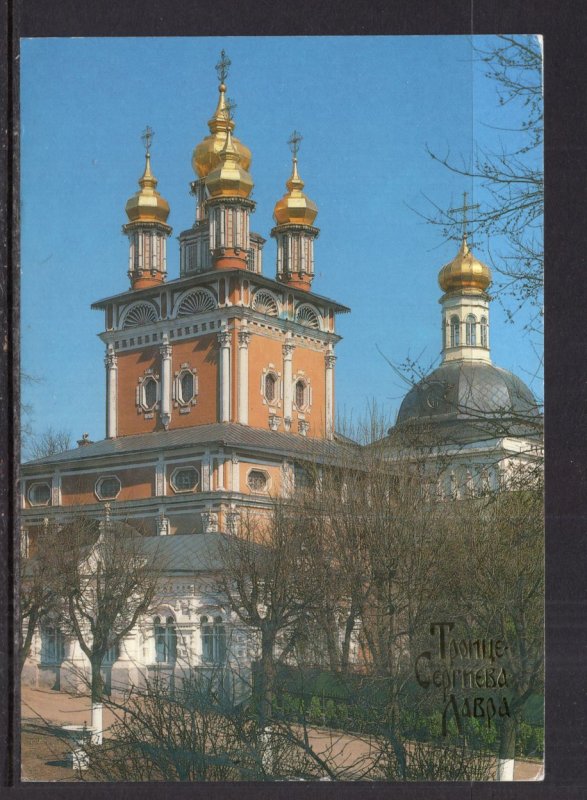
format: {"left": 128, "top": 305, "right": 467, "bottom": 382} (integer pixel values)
{"left": 141, "top": 125, "right": 154, "bottom": 155}
{"left": 225, "top": 97, "right": 237, "bottom": 122}
{"left": 448, "top": 190, "right": 480, "bottom": 245}
{"left": 288, "top": 129, "right": 303, "bottom": 158}
{"left": 216, "top": 49, "right": 231, "bottom": 85}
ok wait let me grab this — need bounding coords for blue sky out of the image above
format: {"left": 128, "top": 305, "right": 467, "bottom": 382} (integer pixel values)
{"left": 20, "top": 36, "right": 543, "bottom": 446}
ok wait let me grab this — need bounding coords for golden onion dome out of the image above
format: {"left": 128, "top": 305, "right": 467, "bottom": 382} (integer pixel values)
{"left": 205, "top": 128, "right": 254, "bottom": 199}
{"left": 273, "top": 155, "right": 318, "bottom": 226}
{"left": 438, "top": 236, "right": 492, "bottom": 293}
{"left": 192, "top": 82, "right": 252, "bottom": 179}
{"left": 125, "top": 153, "right": 170, "bottom": 224}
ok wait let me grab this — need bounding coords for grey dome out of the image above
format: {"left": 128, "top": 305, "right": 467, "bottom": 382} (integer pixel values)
{"left": 394, "top": 361, "right": 541, "bottom": 443}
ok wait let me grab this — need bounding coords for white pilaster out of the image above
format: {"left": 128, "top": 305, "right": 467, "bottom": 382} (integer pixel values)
{"left": 217, "top": 450, "right": 225, "bottom": 490}
{"left": 160, "top": 335, "right": 172, "bottom": 429}
{"left": 238, "top": 323, "right": 251, "bottom": 425}
{"left": 231, "top": 453, "right": 240, "bottom": 492}
{"left": 201, "top": 451, "right": 211, "bottom": 492}
{"left": 105, "top": 344, "right": 118, "bottom": 439}
{"left": 325, "top": 347, "right": 336, "bottom": 440}
{"left": 155, "top": 457, "right": 166, "bottom": 497}
{"left": 51, "top": 471, "right": 62, "bottom": 507}
{"left": 283, "top": 333, "right": 295, "bottom": 428}
{"left": 218, "top": 328, "right": 231, "bottom": 423}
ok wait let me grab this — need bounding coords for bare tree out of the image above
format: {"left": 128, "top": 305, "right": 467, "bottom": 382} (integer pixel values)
{"left": 212, "top": 502, "right": 317, "bottom": 731}
{"left": 422, "top": 35, "right": 543, "bottom": 328}
{"left": 19, "top": 519, "right": 61, "bottom": 672}
{"left": 27, "top": 426, "right": 72, "bottom": 461}
{"left": 55, "top": 513, "right": 162, "bottom": 737}
{"left": 441, "top": 477, "right": 544, "bottom": 780}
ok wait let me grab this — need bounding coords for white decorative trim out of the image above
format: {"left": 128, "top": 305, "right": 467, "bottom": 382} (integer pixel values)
{"left": 121, "top": 301, "right": 159, "bottom": 329}
{"left": 295, "top": 303, "right": 321, "bottom": 330}
{"left": 251, "top": 288, "right": 280, "bottom": 317}
{"left": 268, "top": 414, "right": 281, "bottom": 432}
{"left": 174, "top": 287, "right": 217, "bottom": 318}
{"left": 201, "top": 510, "right": 219, "bottom": 533}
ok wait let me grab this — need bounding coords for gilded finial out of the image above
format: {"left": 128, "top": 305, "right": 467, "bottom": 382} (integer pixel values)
{"left": 286, "top": 130, "right": 304, "bottom": 189}
{"left": 216, "top": 49, "right": 231, "bottom": 87}
{"left": 438, "top": 191, "right": 491, "bottom": 294}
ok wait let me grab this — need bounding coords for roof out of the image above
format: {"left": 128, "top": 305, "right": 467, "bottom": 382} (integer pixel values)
{"left": 139, "top": 532, "right": 232, "bottom": 572}
{"left": 391, "top": 361, "right": 542, "bottom": 445}
{"left": 23, "top": 422, "right": 352, "bottom": 468}
{"left": 92, "top": 268, "right": 350, "bottom": 314}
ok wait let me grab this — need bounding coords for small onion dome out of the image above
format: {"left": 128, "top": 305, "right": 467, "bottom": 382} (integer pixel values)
{"left": 273, "top": 156, "right": 318, "bottom": 226}
{"left": 192, "top": 83, "right": 252, "bottom": 179}
{"left": 206, "top": 129, "right": 254, "bottom": 199}
{"left": 125, "top": 153, "right": 170, "bottom": 224}
{"left": 438, "top": 236, "right": 492, "bottom": 294}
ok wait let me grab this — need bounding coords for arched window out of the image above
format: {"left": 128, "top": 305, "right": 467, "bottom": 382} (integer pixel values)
{"left": 466, "top": 314, "right": 477, "bottom": 346}
{"left": 450, "top": 316, "right": 460, "bottom": 348}
{"left": 142, "top": 376, "right": 158, "bottom": 410}
{"left": 201, "top": 616, "right": 227, "bottom": 664}
{"left": 41, "top": 624, "right": 65, "bottom": 664}
{"left": 154, "top": 616, "right": 177, "bottom": 664}
{"left": 480, "top": 317, "right": 488, "bottom": 348}
{"left": 104, "top": 643, "right": 120, "bottom": 664}
{"left": 295, "top": 379, "right": 307, "bottom": 409}
{"left": 264, "top": 372, "right": 277, "bottom": 404}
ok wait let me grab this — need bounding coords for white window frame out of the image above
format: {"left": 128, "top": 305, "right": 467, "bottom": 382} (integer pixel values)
{"left": 136, "top": 373, "right": 160, "bottom": 413}
{"left": 173, "top": 366, "right": 198, "bottom": 408}
{"left": 170, "top": 466, "right": 201, "bottom": 494}
{"left": 200, "top": 615, "right": 227, "bottom": 665}
{"left": 246, "top": 468, "right": 271, "bottom": 494}
{"left": 95, "top": 475, "right": 122, "bottom": 501}
{"left": 260, "top": 366, "right": 281, "bottom": 407}
{"left": 28, "top": 481, "right": 52, "bottom": 507}
{"left": 293, "top": 376, "right": 311, "bottom": 412}
{"left": 153, "top": 615, "right": 177, "bottom": 665}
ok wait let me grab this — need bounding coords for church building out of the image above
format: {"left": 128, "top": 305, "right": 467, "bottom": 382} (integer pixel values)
{"left": 20, "top": 52, "right": 541, "bottom": 694}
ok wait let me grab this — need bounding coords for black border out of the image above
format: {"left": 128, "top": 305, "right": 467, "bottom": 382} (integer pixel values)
{"left": 4, "top": 0, "right": 587, "bottom": 797}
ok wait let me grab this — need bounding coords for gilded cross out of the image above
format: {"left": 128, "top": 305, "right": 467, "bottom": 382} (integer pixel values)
{"left": 141, "top": 125, "right": 154, "bottom": 155}
{"left": 225, "top": 97, "right": 237, "bottom": 122}
{"left": 288, "top": 130, "right": 303, "bottom": 158}
{"left": 216, "top": 49, "right": 231, "bottom": 84}
{"left": 448, "top": 191, "right": 480, "bottom": 240}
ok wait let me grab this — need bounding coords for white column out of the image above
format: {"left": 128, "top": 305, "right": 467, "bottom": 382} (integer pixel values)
{"left": 160, "top": 335, "right": 172, "bottom": 429}
{"left": 105, "top": 344, "right": 118, "bottom": 439}
{"left": 218, "top": 329, "right": 231, "bottom": 423}
{"left": 283, "top": 334, "right": 295, "bottom": 429}
{"left": 238, "top": 323, "right": 251, "bottom": 425}
{"left": 325, "top": 347, "right": 336, "bottom": 440}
